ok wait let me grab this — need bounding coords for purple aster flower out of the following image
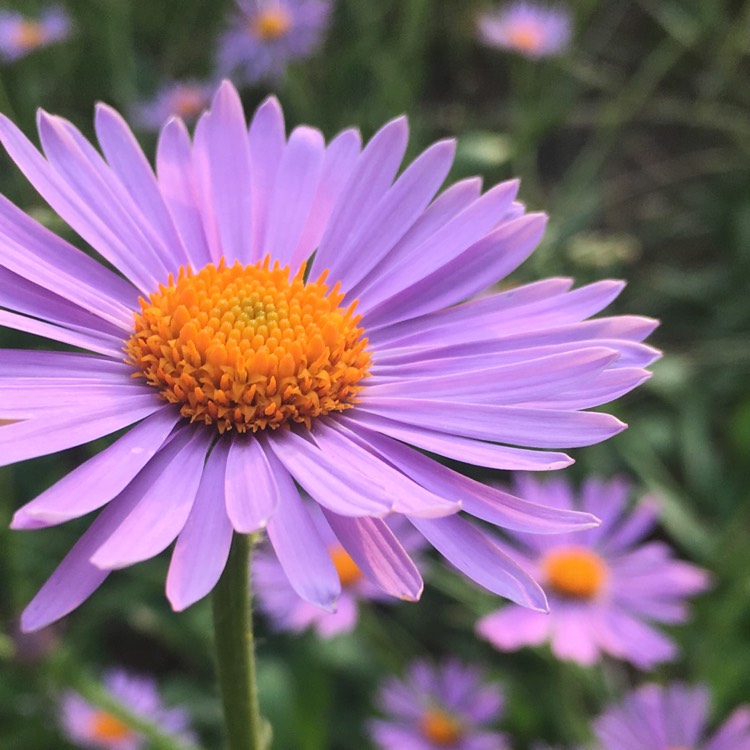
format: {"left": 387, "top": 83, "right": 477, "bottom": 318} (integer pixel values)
{"left": 60, "top": 669, "right": 194, "bottom": 750}
{"left": 594, "top": 683, "right": 750, "bottom": 750}
{"left": 255, "top": 507, "right": 426, "bottom": 637}
{"left": 477, "top": 2, "right": 571, "bottom": 58}
{"left": 1, "top": 81, "right": 657, "bottom": 632}
{"left": 0, "top": 5, "right": 71, "bottom": 62}
{"left": 369, "top": 659, "right": 508, "bottom": 750}
{"left": 133, "top": 80, "right": 214, "bottom": 132}
{"left": 217, "top": 0, "right": 332, "bottom": 84}
{"left": 476, "top": 475, "right": 710, "bottom": 668}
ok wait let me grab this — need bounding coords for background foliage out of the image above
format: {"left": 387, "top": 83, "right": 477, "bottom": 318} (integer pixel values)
{"left": 1, "top": 0, "right": 749, "bottom": 747}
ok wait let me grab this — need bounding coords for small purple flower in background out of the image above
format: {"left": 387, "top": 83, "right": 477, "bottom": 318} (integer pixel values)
{"left": 60, "top": 669, "right": 195, "bottom": 750}
{"left": 477, "top": 475, "right": 710, "bottom": 668}
{"left": 594, "top": 683, "right": 750, "bottom": 750}
{"left": 217, "top": 0, "right": 332, "bottom": 84}
{"left": 369, "top": 660, "right": 508, "bottom": 750}
{"left": 0, "top": 5, "right": 71, "bottom": 62}
{"left": 133, "top": 80, "right": 214, "bottom": 131}
{"left": 477, "top": 2, "right": 571, "bottom": 58}
{"left": 255, "top": 508, "right": 426, "bottom": 637}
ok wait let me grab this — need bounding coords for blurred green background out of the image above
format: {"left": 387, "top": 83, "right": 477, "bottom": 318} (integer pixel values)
{"left": 1, "top": 0, "right": 749, "bottom": 748}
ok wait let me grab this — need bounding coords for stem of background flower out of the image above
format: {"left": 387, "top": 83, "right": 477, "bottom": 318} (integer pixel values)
{"left": 212, "top": 532, "right": 270, "bottom": 750}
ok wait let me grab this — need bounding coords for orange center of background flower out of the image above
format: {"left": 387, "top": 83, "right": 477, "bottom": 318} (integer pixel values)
{"left": 90, "top": 711, "right": 132, "bottom": 741}
{"left": 328, "top": 544, "right": 363, "bottom": 587}
{"left": 15, "top": 21, "right": 44, "bottom": 50}
{"left": 172, "top": 88, "right": 206, "bottom": 119}
{"left": 507, "top": 25, "right": 543, "bottom": 53}
{"left": 126, "top": 258, "right": 371, "bottom": 434}
{"left": 419, "top": 708, "right": 463, "bottom": 745}
{"left": 542, "top": 546, "right": 607, "bottom": 599}
{"left": 252, "top": 9, "right": 292, "bottom": 40}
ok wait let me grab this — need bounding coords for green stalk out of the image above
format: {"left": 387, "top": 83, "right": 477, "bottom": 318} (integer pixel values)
{"left": 212, "top": 533, "right": 270, "bottom": 750}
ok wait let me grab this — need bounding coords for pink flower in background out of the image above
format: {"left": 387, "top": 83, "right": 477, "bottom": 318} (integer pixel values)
{"left": 477, "top": 475, "right": 710, "bottom": 668}
{"left": 0, "top": 6, "right": 71, "bottom": 62}
{"left": 594, "top": 683, "right": 750, "bottom": 750}
{"left": 217, "top": 0, "right": 332, "bottom": 84}
{"left": 255, "top": 507, "right": 426, "bottom": 637}
{"left": 1, "top": 81, "right": 656, "bottom": 632}
{"left": 133, "top": 81, "right": 214, "bottom": 131}
{"left": 477, "top": 2, "right": 571, "bottom": 58}
{"left": 60, "top": 669, "right": 194, "bottom": 750}
{"left": 369, "top": 660, "right": 508, "bottom": 750}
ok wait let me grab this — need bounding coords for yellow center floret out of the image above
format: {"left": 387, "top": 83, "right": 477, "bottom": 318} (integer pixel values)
{"left": 252, "top": 8, "right": 292, "bottom": 40}
{"left": 15, "top": 21, "right": 45, "bottom": 50}
{"left": 542, "top": 546, "right": 608, "bottom": 600}
{"left": 419, "top": 708, "right": 463, "bottom": 745}
{"left": 90, "top": 711, "right": 132, "bottom": 741}
{"left": 329, "top": 544, "right": 363, "bottom": 588}
{"left": 125, "top": 258, "right": 371, "bottom": 434}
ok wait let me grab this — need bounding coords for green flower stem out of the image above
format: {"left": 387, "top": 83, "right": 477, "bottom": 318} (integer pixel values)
{"left": 212, "top": 532, "right": 269, "bottom": 750}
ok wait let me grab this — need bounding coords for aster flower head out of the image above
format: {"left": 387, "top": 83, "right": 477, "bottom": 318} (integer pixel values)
{"left": 477, "top": 2, "right": 571, "bottom": 59}
{"left": 59, "top": 669, "right": 194, "bottom": 750}
{"left": 477, "top": 475, "right": 710, "bottom": 668}
{"left": 2, "top": 81, "right": 658, "bottom": 632}
{"left": 133, "top": 80, "right": 214, "bottom": 132}
{"left": 0, "top": 5, "right": 71, "bottom": 62}
{"left": 369, "top": 659, "right": 508, "bottom": 750}
{"left": 217, "top": 0, "right": 332, "bottom": 84}
{"left": 594, "top": 683, "right": 750, "bottom": 750}
{"left": 255, "top": 506, "right": 427, "bottom": 637}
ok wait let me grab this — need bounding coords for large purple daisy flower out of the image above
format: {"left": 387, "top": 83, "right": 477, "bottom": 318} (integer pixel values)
{"left": 2, "top": 81, "right": 656, "bottom": 632}
{"left": 369, "top": 659, "right": 508, "bottom": 750}
{"left": 60, "top": 669, "right": 194, "bottom": 750}
{"left": 476, "top": 475, "right": 710, "bottom": 667}
{"left": 594, "top": 683, "right": 750, "bottom": 750}
{"left": 216, "top": 0, "right": 332, "bottom": 84}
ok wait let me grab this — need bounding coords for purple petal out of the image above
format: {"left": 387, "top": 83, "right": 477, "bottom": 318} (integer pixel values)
{"left": 0, "top": 192, "right": 136, "bottom": 327}
{"left": 225, "top": 436, "right": 281, "bottom": 533}
{"left": 11, "top": 408, "right": 180, "bottom": 528}
{"left": 410, "top": 515, "right": 548, "bottom": 610}
{"left": 203, "top": 81, "right": 254, "bottom": 264}
{"left": 89, "top": 427, "right": 210, "bottom": 569}
{"left": 248, "top": 95, "right": 286, "bottom": 262}
{"left": 310, "top": 115, "right": 409, "bottom": 280}
{"left": 323, "top": 511, "right": 423, "bottom": 600}
{"left": 476, "top": 606, "right": 551, "bottom": 650}
{"left": 94, "top": 103, "right": 191, "bottom": 270}
{"left": 262, "top": 125, "right": 325, "bottom": 269}
{"left": 290, "top": 127, "right": 361, "bottom": 267}
{"left": 345, "top": 410, "right": 573, "bottom": 471}
{"left": 262, "top": 441, "right": 340, "bottom": 609}
{"left": 357, "top": 398, "right": 626, "bottom": 448}
{"left": 332, "top": 138, "right": 456, "bottom": 291}
{"left": 0, "top": 395, "right": 163, "bottom": 467}
{"left": 166, "top": 440, "right": 234, "bottom": 611}
{"left": 155, "top": 117, "right": 213, "bottom": 269}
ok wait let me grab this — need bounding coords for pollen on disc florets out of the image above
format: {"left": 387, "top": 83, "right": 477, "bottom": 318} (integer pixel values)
{"left": 125, "top": 257, "right": 371, "bottom": 434}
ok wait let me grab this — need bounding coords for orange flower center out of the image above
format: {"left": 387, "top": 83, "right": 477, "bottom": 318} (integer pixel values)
{"left": 89, "top": 711, "right": 133, "bottom": 741}
{"left": 542, "top": 546, "right": 607, "bottom": 599}
{"left": 252, "top": 8, "right": 293, "bottom": 40}
{"left": 14, "top": 20, "right": 45, "bottom": 50}
{"left": 328, "top": 544, "right": 363, "bottom": 588}
{"left": 125, "top": 258, "right": 371, "bottom": 434}
{"left": 419, "top": 708, "right": 463, "bottom": 745}
{"left": 507, "top": 25, "right": 543, "bottom": 53}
